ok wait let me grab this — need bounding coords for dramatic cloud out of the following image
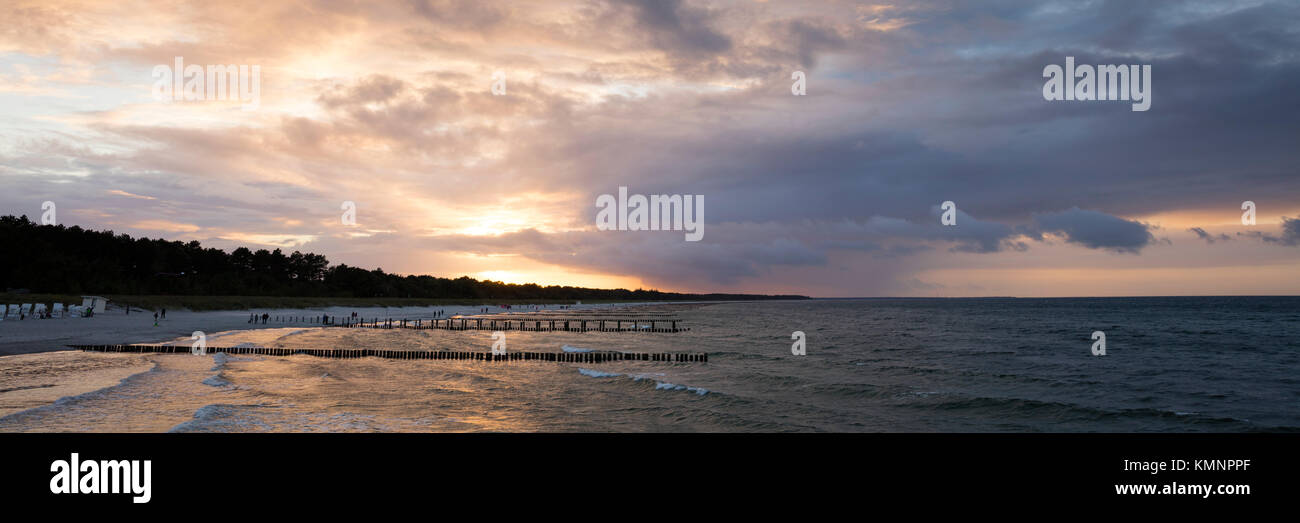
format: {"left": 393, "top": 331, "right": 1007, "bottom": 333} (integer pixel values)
{"left": 1, "top": 0, "right": 1297, "bottom": 295}
{"left": 1238, "top": 216, "right": 1300, "bottom": 247}
{"left": 1027, "top": 209, "right": 1156, "bottom": 254}
{"left": 1189, "top": 227, "right": 1231, "bottom": 244}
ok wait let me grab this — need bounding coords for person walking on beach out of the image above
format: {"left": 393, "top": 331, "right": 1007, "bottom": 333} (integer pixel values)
{"left": 261, "top": 313, "right": 269, "bottom": 324}
{"left": 153, "top": 311, "right": 159, "bottom": 327}
{"left": 161, "top": 308, "right": 166, "bottom": 319}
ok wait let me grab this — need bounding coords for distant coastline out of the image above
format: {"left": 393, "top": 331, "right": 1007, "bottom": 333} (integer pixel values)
{"left": 0, "top": 216, "right": 809, "bottom": 309}
{"left": 0, "top": 293, "right": 806, "bottom": 313}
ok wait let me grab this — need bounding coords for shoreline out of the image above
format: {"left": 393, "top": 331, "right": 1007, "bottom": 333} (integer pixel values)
{"left": 0, "top": 300, "right": 715, "bottom": 426}
{"left": 0, "top": 301, "right": 709, "bottom": 356}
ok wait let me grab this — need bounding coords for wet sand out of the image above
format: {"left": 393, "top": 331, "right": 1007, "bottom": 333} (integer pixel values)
{"left": 0, "top": 351, "right": 155, "bottom": 418}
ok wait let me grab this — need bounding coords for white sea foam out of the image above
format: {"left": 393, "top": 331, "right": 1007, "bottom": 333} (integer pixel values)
{"left": 577, "top": 368, "right": 710, "bottom": 395}
{"left": 654, "top": 382, "right": 710, "bottom": 395}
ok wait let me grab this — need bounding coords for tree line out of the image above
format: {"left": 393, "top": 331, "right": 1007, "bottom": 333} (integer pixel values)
{"left": 0, "top": 215, "right": 806, "bottom": 301}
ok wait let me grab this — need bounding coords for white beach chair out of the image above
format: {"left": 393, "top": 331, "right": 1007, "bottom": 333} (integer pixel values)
{"left": 20, "top": 304, "right": 33, "bottom": 317}
{"left": 34, "top": 303, "right": 47, "bottom": 317}
{"left": 2, "top": 304, "right": 14, "bottom": 318}
{"left": 52, "top": 303, "right": 63, "bottom": 318}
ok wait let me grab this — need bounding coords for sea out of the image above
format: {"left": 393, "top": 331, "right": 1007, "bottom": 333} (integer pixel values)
{"left": 1, "top": 297, "right": 1297, "bottom": 432}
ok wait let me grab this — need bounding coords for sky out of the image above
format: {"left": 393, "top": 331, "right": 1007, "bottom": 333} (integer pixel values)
{"left": 1, "top": 0, "right": 1298, "bottom": 297}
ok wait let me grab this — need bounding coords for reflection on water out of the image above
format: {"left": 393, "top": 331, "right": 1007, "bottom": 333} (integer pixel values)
{"left": 2, "top": 298, "right": 1298, "bottom": 432}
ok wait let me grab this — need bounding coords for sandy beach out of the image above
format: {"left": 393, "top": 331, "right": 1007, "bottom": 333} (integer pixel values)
{"left": 0, "top": 300, "right": 695, "bottom": 429}
{"left": 0, "top": 303, "right": 612, "bottom": 356}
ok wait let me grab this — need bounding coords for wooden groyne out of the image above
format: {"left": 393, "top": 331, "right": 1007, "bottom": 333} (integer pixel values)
{"left": 68, "top": 344, "right": 708, "bottom": 363}
{"left": 248, "top": 315, "right": 687, "bottom": 332}
{"left": 331, "top": 317, "right": 689, "bottom": 333}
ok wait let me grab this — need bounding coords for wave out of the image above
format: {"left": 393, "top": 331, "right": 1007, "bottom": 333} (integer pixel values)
{"left": 203, "top": 351, "right": 256, "bottom": 387}
{"left": 0, "top": 361, "right": 161, "bottom": 422}
{"left": 168, "top": 403, "right": 276, "bottom": 433}
{"left": 654, "top": 382, "right": 710, "bottom": 395}
{"left": 576, "top": 368, "right": 712, "bottom": 396}
{"left": 577, "top": 368, "right": 619, "bottom": 378}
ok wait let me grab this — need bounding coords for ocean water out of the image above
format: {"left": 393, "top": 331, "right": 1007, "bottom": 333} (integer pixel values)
{"left": 1, "top": 297, "right": 1297, "bottom": 432}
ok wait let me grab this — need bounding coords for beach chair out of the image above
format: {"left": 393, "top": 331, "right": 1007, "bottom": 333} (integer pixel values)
{"left": 20, "top": 304, "right": 32, "bottom": 317}
{"left": 3, "top": 304, "right": 14, "bottom": 318}
{"left": 34, "top": 303, "right": 47, "bottom": 317}
{"left": 67, "top": 305, "right": 82, "bottom": 317}
{"left": 52, "top": 303, "right": 63, "bottom": 318}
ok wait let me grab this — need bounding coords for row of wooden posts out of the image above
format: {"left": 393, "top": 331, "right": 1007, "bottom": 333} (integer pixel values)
{"left": 334, "top": 318, "right": 688, "bottom": 333}
{"left": 70, "top": 344, "right": 708, "bottom": 363}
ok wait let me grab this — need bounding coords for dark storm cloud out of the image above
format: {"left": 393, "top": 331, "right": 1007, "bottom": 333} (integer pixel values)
{"left": 765, "top": 18, "right": 848, "bottom": 69}
{"left": 1238, "top": 216, "right": 1300, "bottom": 246}
{"left": 611, "top": 0, "right": 732, "bottom": 57}
{"left": 502, "top": 1, "right": 1300, "bottom": 234}
{"left": 1188, "top": 227, "right": 1231, "bottom": 244}
{"left": 1027, "top": 208, "right": 1155, "bottom": 253}
{"left": 421, "top": 226, "right": 826, "bottom": 286}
